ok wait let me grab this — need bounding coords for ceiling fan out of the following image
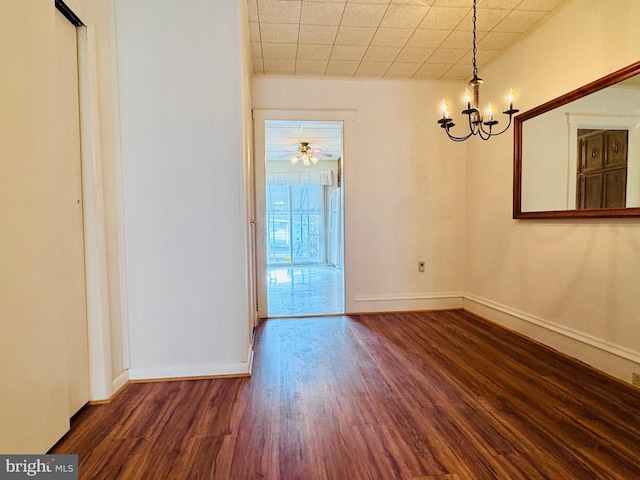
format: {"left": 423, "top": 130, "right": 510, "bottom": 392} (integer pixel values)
{"left": 288, "top": 142, "right": 333, "bottom": 166}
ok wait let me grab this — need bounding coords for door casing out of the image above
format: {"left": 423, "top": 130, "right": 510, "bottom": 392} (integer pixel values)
{"left": 252, "top": 109, "right": 355, "bottom": 319}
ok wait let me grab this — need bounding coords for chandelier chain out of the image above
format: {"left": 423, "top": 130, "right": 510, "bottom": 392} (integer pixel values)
{"left": 472, "top": 0, "right": 478, "bottom": 79}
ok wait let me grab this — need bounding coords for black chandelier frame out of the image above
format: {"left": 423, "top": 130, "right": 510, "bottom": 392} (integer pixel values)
{"left": 437, "top": 0, "right": 519, "bottom": 142}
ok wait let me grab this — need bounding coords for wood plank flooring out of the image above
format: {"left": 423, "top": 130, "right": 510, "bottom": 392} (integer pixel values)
{"left": 51, "top": 310, "right": 640, "bottom": 479}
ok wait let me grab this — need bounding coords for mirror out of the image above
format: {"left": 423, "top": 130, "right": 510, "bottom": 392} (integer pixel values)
{"left": 514, "top": 61, "right": 640, "bottom": 218}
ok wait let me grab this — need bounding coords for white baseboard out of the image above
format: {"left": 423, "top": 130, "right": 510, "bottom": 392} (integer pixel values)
{"left": 247, "top": 349, "right": 255, "bottom": 376}
{"left": 463, "top": 294, "right": 640, "bottom": 385}
{"left": 112, "top": 369, "right": 129, "bottom": 395}
{"left": 351, "top": 291, "right": 463, "bottom": 313}
{"left": 128, "top": 362, "right": 251, "bottom": 381}
{"left": 127, "top": 345, "right": 254, "bottom": 381}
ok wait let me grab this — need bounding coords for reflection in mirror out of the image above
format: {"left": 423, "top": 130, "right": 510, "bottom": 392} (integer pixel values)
{"left": 576, "top": 128, "right": 629, "bottom": 209}
{"left": 514, "top": 61, "right": 640, "bottom": 218}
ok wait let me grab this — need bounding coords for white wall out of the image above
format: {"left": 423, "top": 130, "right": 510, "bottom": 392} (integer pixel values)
{"left": 252, "top": 77, "right": 466, "bottom": 313}
{"left": 116, "top": 0, "right": 253, "bottom": 379}
{"left": 464, "top": 0, "right": 640, "bottom": 384}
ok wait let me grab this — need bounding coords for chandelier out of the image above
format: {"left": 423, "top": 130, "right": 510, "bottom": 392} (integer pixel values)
{"left": 437, "top": 0, "right": 519, "bottom": 142}
{"left": 290, "top": 142, "right": 319, "bottom": 166}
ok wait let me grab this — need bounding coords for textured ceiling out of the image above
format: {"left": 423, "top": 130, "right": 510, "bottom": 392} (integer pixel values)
{"left": 247, "top": 0, "right": 567, "bottom": 80}
{"left": 266, "top": 120, "right": 343, "bottom": 161}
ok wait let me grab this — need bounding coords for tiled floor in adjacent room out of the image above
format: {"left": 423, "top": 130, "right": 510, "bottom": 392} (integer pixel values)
{"left": 267, "top": 265, "right": 344, "bottom": 317}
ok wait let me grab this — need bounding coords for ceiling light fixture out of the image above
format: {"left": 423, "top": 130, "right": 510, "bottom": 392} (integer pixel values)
{"left": 290, "top": 142, "right": 319, "bottom": 166}
{"left": 437, "top": 0, "right": 519, "bottom": 142}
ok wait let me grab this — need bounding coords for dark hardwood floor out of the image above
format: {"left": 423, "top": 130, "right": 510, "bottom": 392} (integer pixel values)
{"left": 52, "top": 310, "right": 640, "bottom": 479}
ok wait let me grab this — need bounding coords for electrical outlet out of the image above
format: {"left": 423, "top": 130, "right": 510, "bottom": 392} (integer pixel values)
{"left": 418, "top": 261, "right": 425, "bottom": 273}
{"left": 632, "top": 373, "right": 640, "bottom": 388}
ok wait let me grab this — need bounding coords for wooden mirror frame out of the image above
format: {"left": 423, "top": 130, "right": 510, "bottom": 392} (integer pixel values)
{"left": 513, "top": 61, "right": 640, "bottom": 219}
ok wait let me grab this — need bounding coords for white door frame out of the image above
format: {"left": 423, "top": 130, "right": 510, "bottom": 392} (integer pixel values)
{"left": 77, "top": 24, "right": 115, "bottom": 401}
{"left": 252, "top": 109, "right": 355, "bottom": 319}
{"left": 61, "top": 0, "right": 125, "bottom": 401}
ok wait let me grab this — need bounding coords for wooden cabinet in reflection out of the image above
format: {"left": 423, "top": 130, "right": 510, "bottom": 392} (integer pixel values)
{"left": 577, "top": 129, "right": 628, "bottom": 209}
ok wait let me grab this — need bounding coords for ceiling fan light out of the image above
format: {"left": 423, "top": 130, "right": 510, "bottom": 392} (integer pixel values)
{"left": 303, "top": 156, "right": 311, "bottom": 166}
{"left": 290, "top": 155, "right": 299, "bottom": 164}
{"left": 310, "top": 155, "right": 318, "bottom": 164}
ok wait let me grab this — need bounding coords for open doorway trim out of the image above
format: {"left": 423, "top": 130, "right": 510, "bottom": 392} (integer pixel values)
{"left": 61, "top": 1, "right": 128, "bottom": 402}
{"left": 252, "top": 109, "right": 356, "bottom": 319}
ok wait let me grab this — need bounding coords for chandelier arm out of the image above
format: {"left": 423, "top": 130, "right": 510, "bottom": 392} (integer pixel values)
{"left": 448, "top": 132, "right": 474, "bottom": 142}
{"left": 444, "top": 124, "right": 474, "bottom": 142}
{"left": 471, "top": 119, "right": 484, "bottom": 136}
{"left": 443, "top": 112, "right": 482, "bottom": 141}
{"left": 467, "top": 114, "right": 477, "bottom": 135}
{"left": 477, "top": 122, "right": 493, "bottom": 137}
{"left": 479, "top": 115, "right": 515, "bottom": 137}
{"left": 477, "top": 125, "right": 492, "bottom": 140}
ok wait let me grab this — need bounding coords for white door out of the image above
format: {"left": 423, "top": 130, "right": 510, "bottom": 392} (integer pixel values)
{"left": 0, "top": 4, "right": 89, "bottom": 453}
{"left": 55, "top": 9, "right": 90, "bottom": 417}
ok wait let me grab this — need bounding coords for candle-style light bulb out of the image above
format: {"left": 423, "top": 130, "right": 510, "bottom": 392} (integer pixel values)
{"left": 464, "top": 88, "right": 471, "bottom": 110}
{"left": 507, "top": 88, "right": 514, "bottom": 110}
{"left": 487, "top": 103, "right": 494, "bottom": 122}
{"left": 441, "top": 99, "right": 448, "bottom": 119}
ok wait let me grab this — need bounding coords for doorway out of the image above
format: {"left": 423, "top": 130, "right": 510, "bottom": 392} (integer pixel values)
{"left": 255, "top": 117, "right": 345, "bottom": 318}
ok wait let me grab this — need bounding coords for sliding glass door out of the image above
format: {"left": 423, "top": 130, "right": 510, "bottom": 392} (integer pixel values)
{"left": 266, "top": 183, "right": 322, "bottom": 265}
